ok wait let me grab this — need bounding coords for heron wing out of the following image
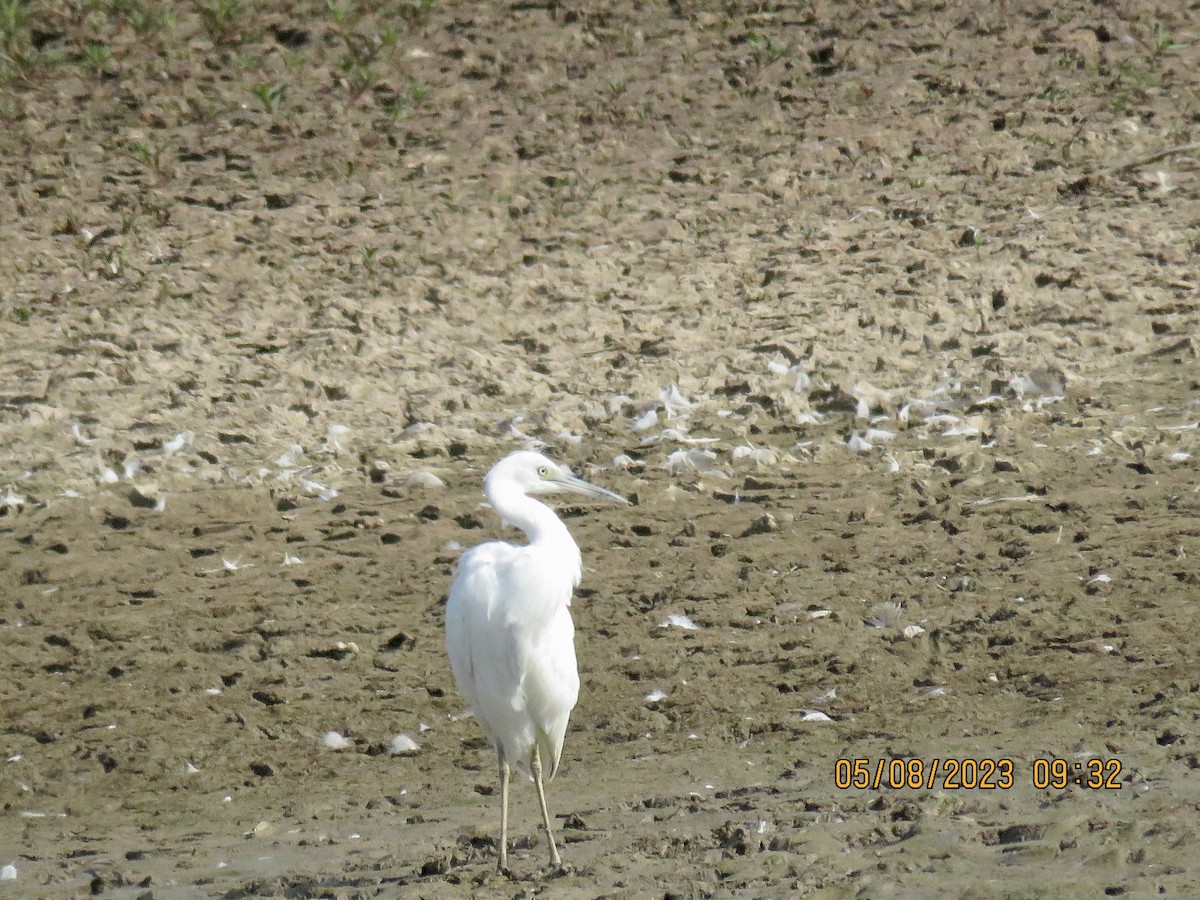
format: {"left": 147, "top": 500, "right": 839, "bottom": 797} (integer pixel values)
{"left": 445, "top": 542, "right": 521, "bottom": 746}
{"left": 497, "top": 549, "right": 580, "bottom": 779}
{"left": 522, "top": 601, "right": 578, "bottom": 780}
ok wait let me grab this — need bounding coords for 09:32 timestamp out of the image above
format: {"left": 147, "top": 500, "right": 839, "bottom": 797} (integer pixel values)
{"left": 834, "top": 757, "right": 1124, "bottom": 791}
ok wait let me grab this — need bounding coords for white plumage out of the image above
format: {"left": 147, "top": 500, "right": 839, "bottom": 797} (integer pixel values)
{"left": 445, "top": 450, "right": 625, "bottom": 872}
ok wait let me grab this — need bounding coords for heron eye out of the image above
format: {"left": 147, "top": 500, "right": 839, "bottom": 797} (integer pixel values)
{"left": 537, "top": 466, "right": 550, "bottom": 478}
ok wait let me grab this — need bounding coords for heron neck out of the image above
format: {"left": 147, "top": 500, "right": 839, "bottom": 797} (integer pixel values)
{"left": 487, "top": 485, "right": 580, "bottom": 554}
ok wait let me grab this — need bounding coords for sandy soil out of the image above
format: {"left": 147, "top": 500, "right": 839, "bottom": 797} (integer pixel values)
{"left": 2, "top": 0, "right": 1199, "bottom": 896}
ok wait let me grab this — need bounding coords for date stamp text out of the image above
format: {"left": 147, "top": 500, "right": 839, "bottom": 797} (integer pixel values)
{"left": 833, "top": 757, "right": 1123, "bottom": 791}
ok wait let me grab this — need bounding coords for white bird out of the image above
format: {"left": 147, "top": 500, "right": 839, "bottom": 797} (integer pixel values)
{"left": 445, "top": 450, "right": 626, "bottom": 872}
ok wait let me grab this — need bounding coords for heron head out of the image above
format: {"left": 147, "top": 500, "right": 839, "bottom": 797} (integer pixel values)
{"left": 488, "top": 450, "right": 627, "bottom": 505}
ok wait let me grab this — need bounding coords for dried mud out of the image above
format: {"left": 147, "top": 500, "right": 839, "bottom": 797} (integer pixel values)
{"left": 2, "top": 1, "right": 1200, "bottom": 897}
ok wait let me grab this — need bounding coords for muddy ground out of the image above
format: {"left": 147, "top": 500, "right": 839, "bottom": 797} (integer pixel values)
{"left": 2, "top": 0, "right": 1200, "bottom": 896}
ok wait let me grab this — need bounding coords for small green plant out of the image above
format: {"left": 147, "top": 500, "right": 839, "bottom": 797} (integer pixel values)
{"left": 232, "top": 50, "right": 261, "bottom": 70}
{"left": 116, "top": 0, "right": 176, "bottom": 37}
{"left": 1, "top": 0, "right": 30, "bottom": 53}
{"left": 198, "top": 0, "right": 247, "bottom": 45}
{"left": 382, "top": 80, "right": 429, "bottom": 121}
{"left": 339, "top": 59, "right": 377, "bottom": 103}
{"left": 125, "top": 139, "right": 172, "bottom": 180}
{"left": 1117, "top": 63, "right": 1161, "bottom": 88}
{"left": 252, "top": 81, "right": 285, "bottom": 113}
{"left": 281, "top": 47, "right": 306, "bottom": 71}
{"left": 745, "top": 30, "right": 790, "bottom": 63}
{"left": 1150, "top": 20, "right": 1176, "bottom": 57}
{"left": 186, "top": 94, "right": 223, "bottom": 125}
{"left": 585, "top": 79, "right": 637, "bottom": 124}
{"left": 325, "top": 0, "right": 354, "bottom": 28}
{"left": 127, "top": 139, "right": 160, "bottom": 169}
{"left": 93, "top": 242, "right": 129, "bottom": 279}
{"left": 360, "top": 246, "right": 376, "bottom": 269}
{"left": 843, "top": 82, "right": 871, "bottom": 105}
{"left": 1, "top": 0, "right": 35, "bottom": 80}
{"left": 326, "top": 1, "right": 400, "bottom": 102}
{"left": 1108, "top": 85, "right": 1132, "bottom": 116}
{"left": 82, "top": 43, "right": 111, "bottom": 74}
{"left": 399, "top": 0, "right": 434, "bottom": 20}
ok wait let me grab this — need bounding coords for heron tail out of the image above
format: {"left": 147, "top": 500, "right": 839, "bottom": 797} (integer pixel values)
{"left": 536, "top": 726, "right": 564, "bottom": 780}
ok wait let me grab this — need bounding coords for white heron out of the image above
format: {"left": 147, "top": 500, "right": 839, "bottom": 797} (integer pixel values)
{"left": 445, "top": 450, "right": 627, "bottom": 872}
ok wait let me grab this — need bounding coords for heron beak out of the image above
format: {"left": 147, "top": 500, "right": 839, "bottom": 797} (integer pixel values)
{"left": 556, "top": 471, "right": 628, "bottom": 505}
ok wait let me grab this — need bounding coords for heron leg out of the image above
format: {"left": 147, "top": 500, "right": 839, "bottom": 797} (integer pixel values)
{"left": 497, "top": 749, "right": 510, "bottom": 873}
{"left": 530, "top": 745, "right": 563, "bottom": 868}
